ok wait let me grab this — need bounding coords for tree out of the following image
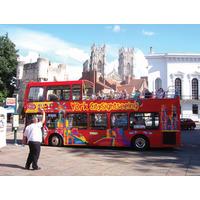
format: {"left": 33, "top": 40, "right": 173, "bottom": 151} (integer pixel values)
{"left": 0, "top": 33, "right": 18, "bottom": 102}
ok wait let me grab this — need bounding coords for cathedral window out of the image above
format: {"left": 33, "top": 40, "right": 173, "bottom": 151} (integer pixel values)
{"left": 97, "top": 60, "right": 103, "bottom": 73}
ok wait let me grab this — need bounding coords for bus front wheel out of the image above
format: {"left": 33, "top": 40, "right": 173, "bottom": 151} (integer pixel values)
{"left": 131, "top": 135, "right": 149, "bottom": 151}
{"left": 49, "top": 134, "right": 63, "bottom": 147}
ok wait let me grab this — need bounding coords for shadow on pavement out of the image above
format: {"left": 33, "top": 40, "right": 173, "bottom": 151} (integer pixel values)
{"left": 55, "top": 131, "right": 200, "bottom": 171}
{"left": 5, "top": 129, "right": 200, "bottom": 173}
{"left": 0, "top": 163, "right": 25, "bottom": 170}
{"left": 6, "top": 139, "right": 22, "bottom": 144}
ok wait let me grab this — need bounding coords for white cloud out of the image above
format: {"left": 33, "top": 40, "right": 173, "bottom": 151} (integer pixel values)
{"left": 3, "top": 27, "right": 90, "bottom": 80}
{"left": 2, "top": 26, "right": 148, "bottom": 81}
{"left": 105, "top": 25, "right": 124, "bottom": 33}
{"left": 106, "top": 44, "right": 121, "bottom": 59}
{"left": 10, "top": 28, "right": 89, "bottom": 63}
{"left": 18, "top": 51, "right": 39, "bottom": 63}
{"left": 67, "top": 65, "right": 84, "bottom": 80}
{"left": 142, "top": 30, "right": 155, "bottom": 36}
{"left": 113, "top": 25, "right": 121, "bottom": 32}
{"left": 105, "top": 59, "right": 118, "bottom": 74}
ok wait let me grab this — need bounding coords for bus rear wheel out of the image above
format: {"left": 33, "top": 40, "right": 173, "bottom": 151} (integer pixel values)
{"left": 49, "top": 134, "right": 63, "bottom": 147}
{"left": 131, "top": 135, "right": 149, "bottom": 151}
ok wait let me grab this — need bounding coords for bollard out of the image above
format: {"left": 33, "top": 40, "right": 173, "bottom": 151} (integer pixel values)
{"left": 14, "top": 127, "right": 18, "bottom": 145}
{"left": 12, "top": 114, "right": 19, "bottom": 145}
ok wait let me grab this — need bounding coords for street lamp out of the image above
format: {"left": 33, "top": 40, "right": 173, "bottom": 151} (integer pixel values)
{"left": 10, "top": 76, "right": 19, "bottom": 145}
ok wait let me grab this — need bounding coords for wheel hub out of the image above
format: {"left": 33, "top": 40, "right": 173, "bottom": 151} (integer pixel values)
{"left": 135, "top": 137, "right": 146, "bottom": 149}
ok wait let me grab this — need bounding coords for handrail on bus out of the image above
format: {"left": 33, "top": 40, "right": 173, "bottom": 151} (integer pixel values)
{"left": 25, "top": 80, "right": 180, "bottom": 102}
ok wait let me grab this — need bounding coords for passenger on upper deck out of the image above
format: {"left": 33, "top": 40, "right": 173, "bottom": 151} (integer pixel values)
{"left": 156, "top": 88, "right": 165, "bottom": 99}
{"left": 48, "top": 90, "right": 59, "bottom": 101}
{"left": 130, "top": 89, "right": 141, "bottom": 100}
{"left": 143, "top": 88, "right": 153, "bottom": 99}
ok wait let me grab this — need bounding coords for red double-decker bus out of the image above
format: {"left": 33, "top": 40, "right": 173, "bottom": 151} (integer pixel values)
{"left": 23, "top": 80, "right": 181, "bottom": 150}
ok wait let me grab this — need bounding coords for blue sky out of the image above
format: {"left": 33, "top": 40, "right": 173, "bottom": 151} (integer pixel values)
{"left": 1, "top": 24, "right": 200, "bottom": 79}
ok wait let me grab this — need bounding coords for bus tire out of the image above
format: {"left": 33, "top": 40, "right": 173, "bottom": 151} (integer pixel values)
{"left": 131, "top": 135, "right": 149, "bottom": 151}
{"left": 49, "top": 134, "right": 63, "bottom": 147}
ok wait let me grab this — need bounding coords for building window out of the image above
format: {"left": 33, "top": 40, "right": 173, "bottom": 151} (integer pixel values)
{"left": 192, "top": 78, "right": 198, "bottom": 100}
{"left": 125, "top": 63, "right": 131, "bottom": 76}
{"left": 155, "top": 78, "right": 162, "bottom": 91}
{"left": 192, "top": 104, "right": 198, "bottom": 114}
{"left": 97, "top": 60, "right": 103, "bottom": 73}
{"left": 175, "top": 78, "right": 182, "bottom": 99}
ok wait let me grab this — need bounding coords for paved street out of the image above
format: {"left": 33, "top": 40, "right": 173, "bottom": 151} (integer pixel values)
{"left": 0, "top": 123, "right": 200, "bottom": 175}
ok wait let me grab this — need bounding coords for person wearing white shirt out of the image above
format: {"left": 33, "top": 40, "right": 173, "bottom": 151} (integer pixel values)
{"left": 23, "top": 109, "right": 45, "bottom": 170}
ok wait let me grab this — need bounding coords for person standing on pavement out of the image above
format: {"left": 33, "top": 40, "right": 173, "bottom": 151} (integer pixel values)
{"left": 22, "top": 109, "right": 45, "bottom": 170}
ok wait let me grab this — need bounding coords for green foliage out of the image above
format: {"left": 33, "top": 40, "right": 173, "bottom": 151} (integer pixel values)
{"left": 0, "top": 33, "right": 18, "bottom": 102}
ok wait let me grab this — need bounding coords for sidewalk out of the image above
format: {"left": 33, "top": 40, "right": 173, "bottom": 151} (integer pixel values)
{"left": 1, "top": 123, "right": 200, "bottom": 175}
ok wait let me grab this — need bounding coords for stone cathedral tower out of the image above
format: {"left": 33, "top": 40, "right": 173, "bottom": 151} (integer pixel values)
{"left": 118, "top": 47, "right": 134, "bottom": 81}
{"left": 89, "top": 44, "right": 106, "bottom": 78}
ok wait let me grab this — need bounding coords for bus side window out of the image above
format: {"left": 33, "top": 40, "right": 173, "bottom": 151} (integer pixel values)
{"left": 67, "top": 113, "right": 87, "bottom": 129}
{"left": 130, "top": 112, "right": 159, "bottom": 130}
{"left": 46, "top": 113, "right": 59, "bottom": 129}
{"left": 111, "top": 113, "right": 128, "bottom": 129}
{"left": 130, "top": 113, "right": 145, "bottom": 129}
{"left": 90, "top": 113, "right": 107, "bottom": 130}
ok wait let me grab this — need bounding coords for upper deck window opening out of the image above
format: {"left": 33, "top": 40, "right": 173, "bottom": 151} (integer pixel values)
{"left": 72, "top": 84, "right": 81, "bottom": 100}
{"left": 47, "top": 85, "right": 70, "bottom": 101}
{"left": 111, "top": 113, "right": 128, "bottom": 129}
{"left": 83, "top": 81, "right": 93, "bottom": 100}
{"left": 28, "top": 87, "right": 44, "bottom": 102}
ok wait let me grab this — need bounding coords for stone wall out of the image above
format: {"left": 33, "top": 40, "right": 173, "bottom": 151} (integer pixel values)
{"left": 16, "top": 57, "right": 68, "bottom": 114}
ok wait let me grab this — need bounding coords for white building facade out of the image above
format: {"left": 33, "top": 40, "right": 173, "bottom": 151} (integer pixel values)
{"left": 146, "top": 53, "right": 200, "bottom": 121}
